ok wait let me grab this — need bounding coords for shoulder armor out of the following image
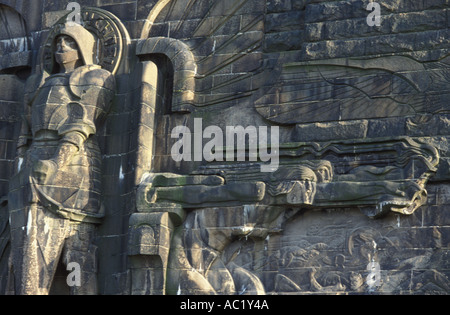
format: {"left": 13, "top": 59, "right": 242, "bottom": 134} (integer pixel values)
{"left": 69, "top": 65, "right": 116, "bottom": 98}
{"left": 24, "top": 73, "right": 48, "bottom": 105}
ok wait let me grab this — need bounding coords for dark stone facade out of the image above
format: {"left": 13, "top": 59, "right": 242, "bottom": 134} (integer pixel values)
{"left": 0, "top": 0, "right": 448, "bottom": 295}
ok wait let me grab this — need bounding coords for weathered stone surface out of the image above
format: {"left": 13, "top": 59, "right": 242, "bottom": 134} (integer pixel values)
{"left": 0, "top": 0, "right": 448, "bottom": 297}
{"left": 0, "top": 198, "right": 9, "bottom": 294}
{"left": 293, "top": 120, "right": 369, "bottom": 142}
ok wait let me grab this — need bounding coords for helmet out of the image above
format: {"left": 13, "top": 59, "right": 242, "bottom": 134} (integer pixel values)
{"left": 43, "top": 22, "right": 96, "bottom": 74}
{"left": 55, "top": 23, "right": 96, "bottom": 66}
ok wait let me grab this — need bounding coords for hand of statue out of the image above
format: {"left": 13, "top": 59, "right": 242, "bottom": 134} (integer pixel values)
{"left": 32, "top": 160, "right": 57, "bottom": 185}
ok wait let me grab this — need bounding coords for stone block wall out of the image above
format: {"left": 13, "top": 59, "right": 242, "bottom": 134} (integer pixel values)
{"left": 0, "top": 0, "right": 448, "bottom": 295}
{"left": 0, "top": 75, "right": 21, "bottom": 198}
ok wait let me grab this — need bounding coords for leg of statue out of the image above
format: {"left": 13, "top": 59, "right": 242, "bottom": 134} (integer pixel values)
{"left": 61, "top": 222, "right": 98, "bottom": 295}
{"left": 10, "top": 205, "right": 68, "bottom": 295}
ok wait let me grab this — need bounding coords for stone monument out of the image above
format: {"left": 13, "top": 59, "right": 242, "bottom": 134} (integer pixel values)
{"left": 0, "top": 0, "right": 448, "bottom": 295}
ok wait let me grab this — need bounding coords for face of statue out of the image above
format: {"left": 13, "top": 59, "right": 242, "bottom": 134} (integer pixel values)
{"left": 268, "top": 166, "right": 318, "bottom": 205}
{"left": 286, "top": 178, "right": 316, "bottom": 205}
{"left": 54, "top": 35, "right": 80, "bottom": 71}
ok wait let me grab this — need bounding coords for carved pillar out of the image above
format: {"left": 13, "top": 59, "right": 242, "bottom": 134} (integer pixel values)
{"left": 133, "top": 61, "right": 158, "bottom": 186}
{"left": 128, "top": 212, "right": 172, "bottom": 295}
{"left": 128, "top": 36, "right": 198, "bottom": 295}
{"left": 128, "top": 58, "right": 189, "bottom": 295}
{"left": 129, "top": 175, "right": 186, "bottom": 295}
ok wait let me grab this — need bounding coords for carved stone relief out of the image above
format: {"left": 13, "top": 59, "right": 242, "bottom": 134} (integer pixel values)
{"left": 127, "top": 0, "right": 448, "bottom": 296}
{"left": 131, "top": 133, "right": 441, "bottom": 294}
{"left": 5, "top": 7, "right": 129, "bottom": 295}
{"left": 268, "top": 209, "right": 449, "bottom": 294}
{"left": 0, "top": 0, "right": 448, "bottom": 296}
{"left": 255, "top": 55, "right": 450, "bottom": 124}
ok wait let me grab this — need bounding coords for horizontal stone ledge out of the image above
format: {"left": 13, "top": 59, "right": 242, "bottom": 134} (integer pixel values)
{"left": 292, "top": 120, "right": 369, "bottom": 142}
{"left": 0, "top": 51, "right": 32, "bottom": 71}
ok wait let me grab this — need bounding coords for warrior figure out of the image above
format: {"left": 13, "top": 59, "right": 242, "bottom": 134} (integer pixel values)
{"left": 8, "top": 22, "right": 115, "bottom": 295}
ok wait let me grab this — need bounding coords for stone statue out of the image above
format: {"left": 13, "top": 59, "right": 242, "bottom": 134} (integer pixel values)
{"left": 8, "top": 22, "right": 115, "bottom": 295}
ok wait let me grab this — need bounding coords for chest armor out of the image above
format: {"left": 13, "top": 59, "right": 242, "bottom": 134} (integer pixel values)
{"left": 31, "top": 74, "right": 74, "bottom": 136}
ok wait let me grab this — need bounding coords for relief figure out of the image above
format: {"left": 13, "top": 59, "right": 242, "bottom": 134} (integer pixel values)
{"left": 8, "top": 22, "right": 115, "bottom": 295}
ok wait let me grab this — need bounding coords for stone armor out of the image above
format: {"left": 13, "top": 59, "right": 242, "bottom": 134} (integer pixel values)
{"left": 9, "top": 65, "right": 114, "bottom": 223}
{"left": 7, "top": 22, "right": 115, "bottom": 295}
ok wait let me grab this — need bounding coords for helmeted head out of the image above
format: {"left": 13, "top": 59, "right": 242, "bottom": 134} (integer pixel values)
{"left": 268, "top": 166, "right": 318, "bottom": 205}
{"left": 48, "top": 22, "right": 96, "bottom": 73}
